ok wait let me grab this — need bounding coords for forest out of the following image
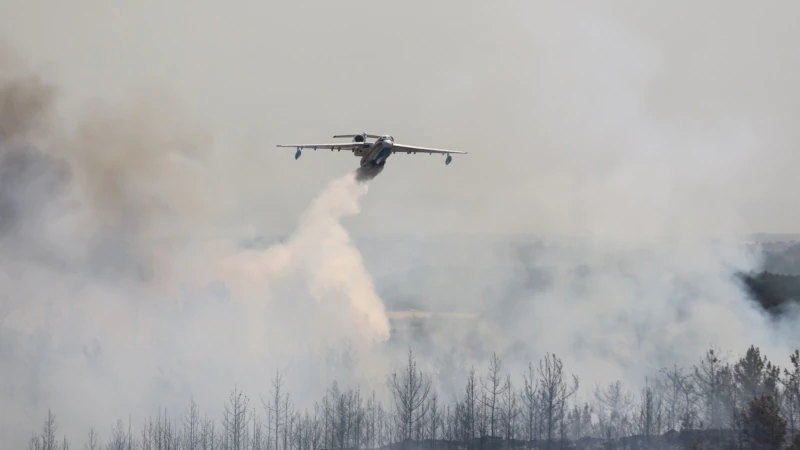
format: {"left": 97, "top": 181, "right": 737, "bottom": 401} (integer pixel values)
{"left": 23, "top": 345, "right": 800, "bottom": 450}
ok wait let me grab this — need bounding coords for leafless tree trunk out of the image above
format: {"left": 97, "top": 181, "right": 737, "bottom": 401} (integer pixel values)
{"left": 365, "top": 390, "right": 377, "bottom": 449}
{"left": 500, "top": 374, "right": 519, "bottom": 441}
{"left": 283, "top": 393, "right": 292, "bottom": 450}
{"left": 376, "top": 402, "right": 385, "bottom": 447}
{"left": 429, "top": 391, "right": 439, "bottom": 444}
{"left": 224, "top": 386, "right": 250, "bottom": 450}
{"left": 141, "top": 417, "right": 151, "bottom": 450}
{"left": 312, "top": 403, "right": 322, "bottom": 450}
{"left": 108, "top": 419, "right": 127, "bottom": 450}
{"left": 694, "top": 348, "right": 730, "bottom": 430}
{"left": 42, "top": 409, "right": 58, "bottom": 450}
{"left": 594, "top": 380, "right": 634, "bottom": 445}
{"left": 477, "top": 391, "right": 488, "bottom": 437}
{"left": 636, "top": 377, "right": 663, "bottom": 448}
{"left": 537, "top": 353, "right": 578, "bottom": 450}
{"left": 387, "top": 348, "right": 432, "bottom": 444}
{"left": 206, "top": 418, "right": 217, "bottom": 450}
{"left": 251, "top": 407, "right": 264, "bottom": 450}
{"left": 322, "top": 394, "right": 330, "bottom": 450}
{"left": 27, "top": 433, "right": 41, "bottom": 450}
{"left": 184, "top": 396, "right": 201, "bottom": 450}
{"left": 461, "top": 366, "right": 478, "bottom": 448}
{"left": 481, "top": 352, "right": 507, "bottom": 438}
{"left": 522, "top": 361, "right": 539, "bottom": 447}
{"left": 85, "top": 428, "right": 99, "bottom": 450}
{"left": 263, "top": 370, "right": 285, "bottom": 450}
{"left": 656, "top": 365, "right": 697, "bottom": 432}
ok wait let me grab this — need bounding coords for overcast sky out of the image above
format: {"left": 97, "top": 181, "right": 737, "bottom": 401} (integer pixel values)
{"left": 2, "top": 0, "right": 799, "bottom": 240}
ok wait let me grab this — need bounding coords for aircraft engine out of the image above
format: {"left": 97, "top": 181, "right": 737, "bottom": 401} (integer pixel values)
{"left": 352, "top": 133, "right": 367, "bottom": 143}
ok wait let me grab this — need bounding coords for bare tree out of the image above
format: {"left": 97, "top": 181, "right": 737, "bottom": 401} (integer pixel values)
{"left": 250, "top": 407, "right": 264, "bottom": 450}
{"left": 27, "top": 432, "right": 41, "bottom": 450}
{"left": 481, "top": 352, "right": 508, "bottom": 438}
{"left": 566, "top": 403, "right": 592, "bottom": 441}
{"left": 224, "top": 386, "right": 250, "bottom": 450}
{"left": 107, "top": 419, "right": 127, "bottom": 450}
{"left": 387, "top": 348, "right": 432, "bottom": 443}
{"left": 428, "top": 390, "right": 440, "bottom": 444}
{"left": 27, "top": 342, "right": 800, "bottom": 450}
{"left": 594, "top": 380, "right": 635, "bottom": 444}
{"left": 521, "top": 361, "right": 539, "bottom": 444}
{"left": 537, "top": 353, "right": 578, "bottom": 449}
{"left": 282, "top": 392, "right": 293, "bottom": 450}
{"left": 84, "top": 428, "right": 99, "bottom": 450}
{"left": 694, "top": 347, "right": 731, "bottom": 430}
{"left": 184, "top": 396, "right": 201, "bottom": 450}
{"left": 477, "top": 391, "right": 488, "bottom": 438}
{"left": 636, "top": 377, "right": 664, "bottom": 447}
{"left": 125, "top": 416, "right": 136, "bottom": 450}
{"left": 311, "top": 403, "right": 322, "bottom": 450}
{"left": 203, "top": 416, "right": 217, "bottom": 450}
{"left": 461, "top": 366, "right": 479, "bottom": 447}
{"left": 42, "top": 409, "right": 58, "bottom": 450}
{"left": 140, "top": 417, "right": 151, "bottom": 450}
{"left": 322, "top": 387, "right": 332, "bottom": 450}
{"left": 656, "top": 365, "right": 697, "bottom": 432}
{"left": 499, "top": 374, "right": 520, "bottom": 441}
{"left": 365, "top": 390, "right": 377, "bottom": 449}
{"left": 263, "top": 370, "right": 285, "bottom": 450}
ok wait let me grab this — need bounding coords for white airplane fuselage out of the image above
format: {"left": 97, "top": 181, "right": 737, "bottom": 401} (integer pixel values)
{"left": 355, "top": 135, "right": 395, "bottom": 168}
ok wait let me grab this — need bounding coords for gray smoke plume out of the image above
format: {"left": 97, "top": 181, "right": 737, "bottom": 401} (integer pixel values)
{"left": 3, "top": 1, "right": 800, "bottom": 447}
{"left": 0, "top": 51, "right": 395, "bottom": 447}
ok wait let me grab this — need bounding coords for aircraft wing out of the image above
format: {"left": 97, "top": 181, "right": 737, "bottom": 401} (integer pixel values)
{"left": 276, "top": 142, "right": 364, "bottom": 151}
{"left": 391, "top": 143, "right": 467, "bottom": 155}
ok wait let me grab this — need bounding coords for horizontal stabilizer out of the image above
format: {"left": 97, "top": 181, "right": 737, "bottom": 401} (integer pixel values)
{"left": 333, "top": 133, "right": 382, "bottom": 139}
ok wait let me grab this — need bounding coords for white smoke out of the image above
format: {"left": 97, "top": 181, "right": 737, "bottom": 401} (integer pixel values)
{"left": 0, "top": 56, "right": 394, "bottom": 446}
{"left": 0, "top": 168, "right": 394, "bottom": 448}
{"left": 217, "top": 170, "right": 391, "bottom": 349}
{"left": 4, "top": 1, "right": 800, "bottom": 446}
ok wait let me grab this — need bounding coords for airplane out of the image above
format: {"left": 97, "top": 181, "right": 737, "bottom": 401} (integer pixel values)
{"left": 276, "top": 132, "right": 467, "bottom": 168}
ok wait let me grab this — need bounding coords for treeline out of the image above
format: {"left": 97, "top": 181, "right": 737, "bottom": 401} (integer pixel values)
{"left": 738, "top": 240, "right": 800, "bottom": 314}
{"left": 739, "top": 271, "right": 800, "bottom": 313}
{"left": 24, "top": 346, "right": 800, "bottom": 450}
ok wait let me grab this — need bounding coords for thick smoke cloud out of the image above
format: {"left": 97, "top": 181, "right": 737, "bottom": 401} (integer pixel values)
{"left": 0, "top": 53, "right": 394, "bottom": 447}
{"left": 2, "top": 1, "right": 800, "bottom": 447}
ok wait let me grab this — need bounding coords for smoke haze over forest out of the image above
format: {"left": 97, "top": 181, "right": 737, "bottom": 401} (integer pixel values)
{"left": 2, "top": 1, "right": 800, "bottom": 448}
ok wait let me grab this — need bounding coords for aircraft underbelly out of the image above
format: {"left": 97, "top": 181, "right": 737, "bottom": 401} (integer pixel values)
{"left": 374, "top": 147, "right": 392, "bottom": 164}
{"left": 360, "top": 145, "right": 392, "bottom": 166}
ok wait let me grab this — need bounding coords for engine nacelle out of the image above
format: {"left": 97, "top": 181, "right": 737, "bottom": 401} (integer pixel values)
{"left": 352, "top": 133, "right": 367, "bottom": 143}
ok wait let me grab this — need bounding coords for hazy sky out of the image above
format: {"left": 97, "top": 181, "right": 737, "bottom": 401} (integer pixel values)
{"left": 2, "top": 1, "right": 800, "bottom": 447}
{"left": 3, "top": 0, "right": 799, "bottom": 239}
